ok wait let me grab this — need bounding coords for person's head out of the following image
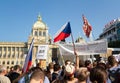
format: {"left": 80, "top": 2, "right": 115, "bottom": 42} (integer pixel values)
{"left": 29, "top": 66, "right": 43, "bottom": 74}
{"left": 0, "top": 65, "right": 7, "bottom": 75}
{"left": 90, "top": 67, "right": 107, "bottom": 83}
{"left": 96, "top": 63, "right": 107, "bottom": 70}
{"left": 79, "top": 60, "right": 85, "bottom": 67}
{"left": 13, "top": 65, "right": 21, "bottom": 72}
{"left": 30, "top": 70, "right": 45, "bottom": 83}
{"left": 76, "top": 67, "right": 89, "bottom": 83}
{"left": 108, "top": 55, "right": 118, "bottom": 67}
{"left": 53, "top": 63, "right": 61, "bottom": 72}
{"left": 85, "top": 60, "right": 92, "bottom": 71}
{"left": 93, "top": 61, "right": 97, "bottom": 68}
{"left": 48, "top": 62, "right": 54, "bottom": 69}
{"left": 64, "top": 64, "right": 75, "bottom": 81}
{"left": 65, "top": 60, "right": 71, "bottom": 65}
{"left": 85, "top": 60, "right": 91, "bottom": 67}
{"left": 10, "top": 66, "right": 14, "bottom": 72}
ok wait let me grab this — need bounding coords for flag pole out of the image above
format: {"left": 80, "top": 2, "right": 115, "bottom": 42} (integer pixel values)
{"left": 71, "top": 32, "right": 79, "bottom": 69}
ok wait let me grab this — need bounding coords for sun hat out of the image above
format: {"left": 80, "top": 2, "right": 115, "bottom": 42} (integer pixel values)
{"left": 65, "top": 64, "right": 75, "bottom": 76}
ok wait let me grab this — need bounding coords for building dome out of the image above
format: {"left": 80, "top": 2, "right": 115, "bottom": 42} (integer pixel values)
{"left": 33, "top": 15, "right": 46, "bottom": 29}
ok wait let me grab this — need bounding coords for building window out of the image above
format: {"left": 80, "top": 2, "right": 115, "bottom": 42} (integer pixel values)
{"left": 39, "top": 31, "right": 41, "bottom": 36}
{"left": 7, "top": 61, "right": 10, "bottom": 65}
{"left": 34, "top": 31, "right": 38, "bottom": 36}
{"left": 16, "top": 61, "right": 18, "bottom": 65}
{"left": 3, "top": 61, "right": 5, "bottom": 65}
{"left": 16, "top": 47, "right": 19, "bottom": 51}
{"left": 12, "top": 47, "right": 15, "bottom": 51}
{"left": 17, "top": 54, "right": 20, "bottom": 58}
{"left": 4, "top": 47, "right": 6, "bottom": 51}
{"left": 8, "top": 54, "right": 10, "bottom": 58}
{"left": 0, "top": 47, "right": 2, "bottom": 51}
{"left": 20, "top": 61, "right": 23, "bottom": 65}
{"left": 24, "top": 48, "right": 28, "bottom": 54}
{"left": 20, "top": 54, "right": 23, "bottom": 58}
{"left": 15, "top": 54, "right": 18, "bottom": 58}
{"left": 7, "top": 66, "right": 9, "bottom": 69}
{"left": 0, "top": 53, "right": 2, "bottom": 58}
{"left": 3, "top": 53, "right": 6, "bottom": 58}
{"left": 8, "top": 47, "right": 11, "bottom": 51}
{"left": 12, "top": 54, "right": 15, "bottom": 58}
{"left": 43, "top": 32, "right": 46, "bottom": 36}
{"left": 11, "top": 61, "right": 14, "bottom": 65}
{"left": 20, "top": 47, "right": 23, "bottom": 51}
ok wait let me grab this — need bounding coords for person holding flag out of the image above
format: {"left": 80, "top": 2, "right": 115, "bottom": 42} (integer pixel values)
{"left": 82, "top": 15, "right": 92, "bottom": 38}
{"left": 53, "top": 22, "right": 79, "bottom": 69}
{"left": 22, "top": 38, "right": 34, "bottom": 73}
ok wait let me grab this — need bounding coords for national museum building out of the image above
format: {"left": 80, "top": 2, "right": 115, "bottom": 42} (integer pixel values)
{"left": 0, "top": 15, "right": 58, "bottom": 69}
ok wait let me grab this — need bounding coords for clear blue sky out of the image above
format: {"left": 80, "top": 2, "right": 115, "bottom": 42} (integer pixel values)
{"left": 0, "top": 0, "right": 120, "bottom": 42}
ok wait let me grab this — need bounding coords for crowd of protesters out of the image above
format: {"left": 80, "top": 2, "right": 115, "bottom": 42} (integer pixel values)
{"left": 0, "top": 55, "right": 120, "bottom": 83}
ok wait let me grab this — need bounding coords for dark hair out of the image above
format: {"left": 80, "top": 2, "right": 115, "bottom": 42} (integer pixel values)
{"left": 90, "top": 67, "right": 107, "bottom": 83}
{"left": 85, "top": 60, "right": 91, "bottom": 67}
{"left": 96, "top": 63, "right": 106, "bottom": 70}
{"left": 54, "top": 64, "right": 60, "bottom": 71}
{"left": 79, "top": 60, "right": 85, "bottom": 67}
{"left": 65, "top": 60, "right": 71, "bottom": 65}
{"left": 13, "top": 65, "right": 21, "bottom": 71}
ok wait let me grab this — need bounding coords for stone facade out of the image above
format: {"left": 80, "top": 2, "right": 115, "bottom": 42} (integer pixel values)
{"left": 0, "top": 15, "right": 57, "bottom": 69}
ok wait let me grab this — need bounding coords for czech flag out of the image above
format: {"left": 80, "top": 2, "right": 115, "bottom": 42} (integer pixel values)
{"left": 82, "top": 15, "right": 92, "bottom": 38}
{"left": 22, "top": 38, "right": 34, "bottom": 73}
{"left": 54, "top": 22, "right": 71, "bottom": 42}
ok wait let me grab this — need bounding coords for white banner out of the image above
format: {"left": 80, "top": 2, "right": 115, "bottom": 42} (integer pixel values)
{"left": 36, "top": 45, "right": 49, "bottom": 59}
{"left": 59, "top": 39, "right": 107, "bottom": 56}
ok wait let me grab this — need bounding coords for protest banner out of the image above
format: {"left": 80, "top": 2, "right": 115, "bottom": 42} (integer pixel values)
{"left": 59, "top": 39, "right": 107, "bottom": 56}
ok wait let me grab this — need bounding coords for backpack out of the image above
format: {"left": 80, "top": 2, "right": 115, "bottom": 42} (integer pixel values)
{"left": 108, "top": 68, "right": 120, "bottom": 83}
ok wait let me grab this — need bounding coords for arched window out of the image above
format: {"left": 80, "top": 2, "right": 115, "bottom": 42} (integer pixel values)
{"left": 7, "top": 66, "right": 9, "bottom": 69}
{"left": 7, "top": 61, "right": 10, "bottom": 65}
{"left": 12, "top": 47, "right": 15, "bottom": 51}
{"left": 0, "top": 47, "right": 2, "bottom": 51}
{"left": 0, "top": 53, "right": 2, "bottom": 58}
{"left": 8, "top": 54, "right": 10, "bottom": 58}
{"left": 11, "top": 61, "right": 14, "bottom": 65}
{"left": 39, "top": 31, "right": 41, "bottom": 36}
{"left": 12, "top": 54, "right": 15, "bottom": 58}
{"left": 16, "top": 47, "right": 19, "bottom": 52}
{"left": 4, "top": 47, "right": 6, "bottom": 51}
{"left": 8, "top": 47, "right": 11, "bottom": 51}
{"left": 3, "top": 61, "right": 5, "bottom": 64}
{"left": 43, "top": 32, "right": 46, "bottom": 36}
{"left": 34, "top": 31, "right": 38, "bottom": 36}
{"left": 20, "top": 61, "right": 23, "bottom": 65}
{"left": 3, "top": 53, "right": 6, "bottom": 58}
{"left": 21, "top": 54, "right": 23, "bottom": 58}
